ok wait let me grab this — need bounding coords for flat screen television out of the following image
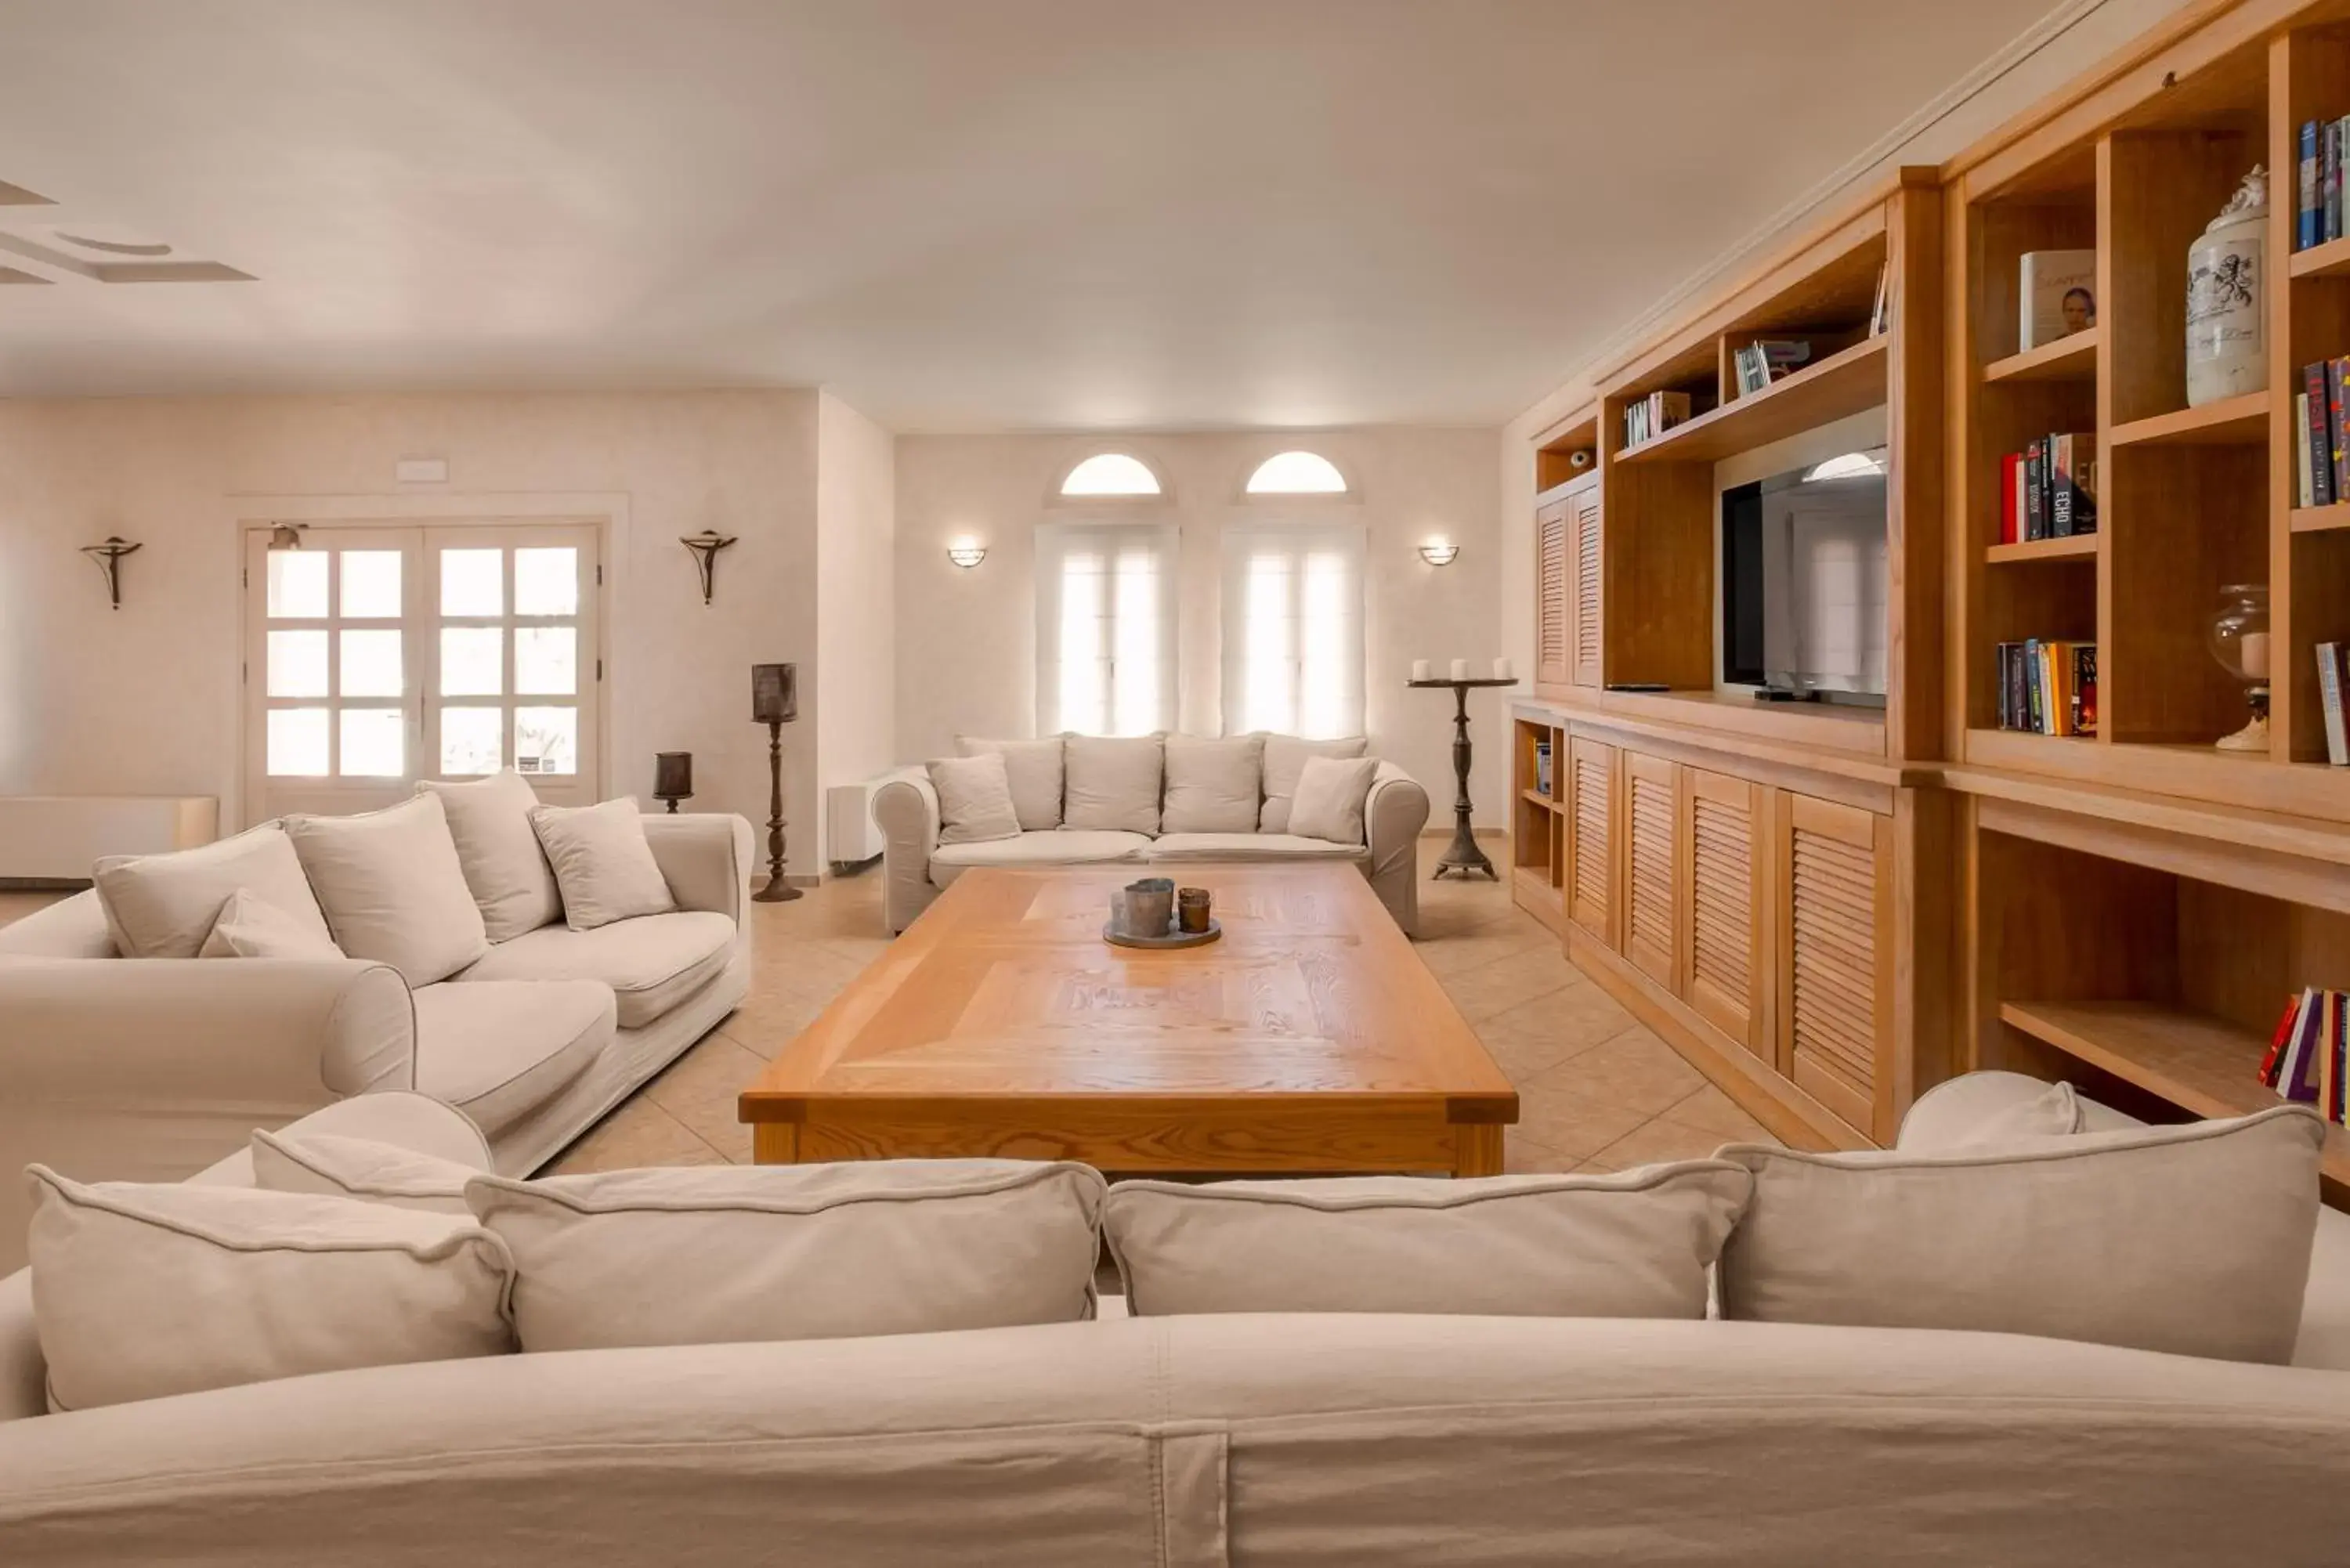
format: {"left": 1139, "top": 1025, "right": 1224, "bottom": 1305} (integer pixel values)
{"left": 1720, "top": 448, "right": 1889, "bottom": 705}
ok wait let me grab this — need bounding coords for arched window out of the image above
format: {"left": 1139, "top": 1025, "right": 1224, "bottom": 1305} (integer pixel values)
{"left": 1244, "top": 450, "right": 1348, "bottom": 496}
{"left": 1059, "top": 453, "right": 1162, "bottom": 497}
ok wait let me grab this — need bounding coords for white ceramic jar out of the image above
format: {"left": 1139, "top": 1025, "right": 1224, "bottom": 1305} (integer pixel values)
{"left": 2186, "top": 164, "right": 2268, "bottom": 408}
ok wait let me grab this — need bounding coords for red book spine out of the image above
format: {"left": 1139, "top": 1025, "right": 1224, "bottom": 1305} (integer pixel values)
{"left": 2000, "top": 453, "right": 2022, "bottom": 544}
{"left": 2330, "top": 357, "right": 2349, "bottom": 502}
{"left": 2262, "top": 992, "right": 2303, "bottom": 1086}
{"left": 2307, "top": 361, "right": 2335, "bottom": 508}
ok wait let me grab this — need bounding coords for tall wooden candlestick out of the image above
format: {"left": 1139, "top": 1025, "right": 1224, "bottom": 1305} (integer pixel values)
{"left": 755, "top": 721, "right": 800, "bottom": 902}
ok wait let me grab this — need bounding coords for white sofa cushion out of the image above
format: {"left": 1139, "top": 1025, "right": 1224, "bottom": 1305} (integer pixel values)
{"left": 1148, "top": 833, "right": 1367, "bottom": 862}
{"left": 1106, "top": 1164, "right": 1752, "bottom": 1319}
{"left": 1720, "top": 1104, "right": 2326, "bottom": 1365}
{"left": 1260, "top": 734, "right": 1368, "bottom": 832}
{"left": 1062, "top": 735, "right": 1163, "bottom": 836}
{"left": 417, "top": 771, "right": 562, "bottom": 941}
{"left": 249, "top": 1130, "right": 478, "bottom": 1216}
{"left": 530, "top": 798, "right": 677, "bottom": 930}
{"left": 457, "top": 909, "right": 736, "bottom": 1029}
{"left": 957, "top": 735, "right": 1065, "bottom": 831}
{"left": 465, "top": 1161, "right": 1108, "bottom": 1352}
{"left": 927, "top": 752, "right": 1022, "bottom": 846}
{"left": 284, "top": 794, "right": 489, "bottom": 987}
{"left": 410, "top": 980, "right": 616, "bottom": 1142}
{"left": 197, "top": 888, "right": 346, "bottom": 960}
{"left": 1160, "top": 734, "right": 1264, "bottom": 834}
{"left": 24, "top": 1165, "right": 513, "bottom": 1413}
{"left": 1287, "top": 754, "right": 1379, "bottom": 846}
{"left": 92, "top": 822, "right": 334, "bottom": 960}
{"left": 931, "top": 829, "right": 1150, "bottom": 887}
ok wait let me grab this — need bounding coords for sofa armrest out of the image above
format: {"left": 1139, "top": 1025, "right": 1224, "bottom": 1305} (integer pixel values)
{"left": 643, "top": 812, "right": 756, "bottom": 925}
{"left": 873, "top": 766, "right": 942, "bottom": 934}
{"left": 1364, "top": 761, "right": 1431, "bottom": 937}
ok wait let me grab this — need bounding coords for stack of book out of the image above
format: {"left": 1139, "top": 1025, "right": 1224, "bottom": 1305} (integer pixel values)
{"left": 1994, "top": 641, "right": 2096, "bottom": 735}
{"left": 1731, "top": 338, "right": 1815, "bottom": 396}
{"left": 1622, "top": 390, "right": 1691, "bottom": 449}
{"left": 2293, "top": 357, "right": 2349, "bottom": 508}
{"left": 2262, "top": 987, "right": 2350, "bottom": 1125}
{"left": 1998, "top": 432, "right": 2099, "bottom": 543}
{"left": 2298, "top": 117, "right": 2350, "bottom": 251}
{"left": 1533, "top": 738, "right": 1553, "bottom": 797}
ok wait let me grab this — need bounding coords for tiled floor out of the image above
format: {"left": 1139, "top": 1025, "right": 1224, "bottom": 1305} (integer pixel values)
{"left": 543, "top": 837, "right": 1782, "bottom": 1176}
{"left": 0, "top": 842, "right": 1781, "bottom": 1176}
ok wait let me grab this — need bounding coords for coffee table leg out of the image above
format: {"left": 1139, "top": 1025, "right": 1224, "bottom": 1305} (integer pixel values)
{"left": 751, "top": 1123, "right": 800, "bottom": 1163}
{"left": 1452, "top": 1124, "right": 1504, "bottom": 1176}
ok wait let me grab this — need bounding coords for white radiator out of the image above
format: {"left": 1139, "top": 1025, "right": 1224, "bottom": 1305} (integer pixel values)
{"left": 825, "top": 777, "right": 889, "bottom": 869}
{"left": 0, "top": 796, "right": 219, "bottom": 885}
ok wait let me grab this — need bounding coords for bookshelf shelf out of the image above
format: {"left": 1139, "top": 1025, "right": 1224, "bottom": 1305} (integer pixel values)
{"left": 2107, "top": 390, "right": 2270, "bottom": 447}
{"left": 1522, "top": 786, "right": 1563, "bottom": 813}
{"left": 1985, "top": 533, "right": 2099, "bottom": 564}
{"left": 1999, "top": 999, "right": 2350, "bottom": 1183}
{"left": 1614, "top": 336, "right": 1888, "bottom": 466}
{"left": 2290, "top": 504, "right": 2350, "bottom": 534}
{"left": 1981, "top": 329, "right": 2099, "bottom": 385}
{"left": 2290, "top": 234, "right": 2350, "bottom": 280}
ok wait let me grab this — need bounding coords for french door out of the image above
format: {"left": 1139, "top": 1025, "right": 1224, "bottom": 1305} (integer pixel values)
{"left": 244, "top": 522, "right": 602, "bottom": 824}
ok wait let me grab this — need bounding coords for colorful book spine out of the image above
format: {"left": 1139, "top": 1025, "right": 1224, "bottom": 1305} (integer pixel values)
{"left": 2000, "top": 452, "right": 2022, "bottom": 544}
{"left": 2320, "top": 642, "right": 2349, "bottom": 766}
{"left": 2331, "top": 357, "right": 2349, "bottom": 502}
{"left": 2071, "top": 644, "right": 2097, "bottom": 737}
{"left": 2262, "top": 992, "right": 2306, "bottom": 1087}
{"left": 2327, "top": 119, "right": 2342, "bottom": 244}
{"left": 2302, "top": 119, "right": 2322, "bottom": 250}
{"left": 2023, "top": 439, "right": 2045, "bottom": 540}
{"left": 2307, "top": 361, "right": 2336, "bottom": 508}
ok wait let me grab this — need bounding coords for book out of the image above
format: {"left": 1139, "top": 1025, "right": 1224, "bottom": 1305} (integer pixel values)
{"left": 2320, "top": 642, "right": 2348, "bottom": 765}
{"left": 2282, "top": 990, "right": 2326, "bottom": 1104}
{"left": 2019, "top": 250, "right": 2096, "bottom": 351}
{"left": 2327, "top": 119, "right": 2342, "bottom": 245}
{"left": 2071, "top": 643, "right": 2098, "bottom": 737}
{"left": 2302, "top": 119, "right": 2322, "bottom": 250}
{"left": 1870, "top": 262, "right": 1892, "bottom": 337}
{"left": 1534, "top": 739, "right": 1553, "bottom": 796}
{"left": 2023, "top": 439, "right": 2045, "bottom": 540}
{"left": 1999, "top": 452, "right": 2022, "bottom": 545}
{"left": 2299, "top": 391, "right": 2317, "bottom": 508}
{"left": 2305, "top": 361, "right": 2336, "bottom": 508}
{"left": 2262, "top": 991, "right": 2307, "bottom": 1086}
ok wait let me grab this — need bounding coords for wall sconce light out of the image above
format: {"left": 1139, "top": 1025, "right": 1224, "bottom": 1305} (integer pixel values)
{"left": 1418, "top": 538, "right": 1460, "bottom": 567}
{"left": 81, "top": 535, "right": 143, "bottom": 609}
{"left": 679, "top": 529, "right": 739, "bottom": 605}
{"left": 268, "top": 522, "right": 306, "bottom": 550}
{"left": 946, "top": 537, "right": 987, "bottom": 569}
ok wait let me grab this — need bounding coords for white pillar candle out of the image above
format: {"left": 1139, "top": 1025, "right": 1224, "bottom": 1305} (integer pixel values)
{"left": 1493, "top": 656, "right": 1513, "bottom": 681}
{"left": 2241, "top": 630, "right": 2271, "bottom": 680}
{"left": 1411, "top": 659, "right": 1432, "bottom": 681}
{"left": 1449, "top": 658, "right": 1470, "bottom": 681}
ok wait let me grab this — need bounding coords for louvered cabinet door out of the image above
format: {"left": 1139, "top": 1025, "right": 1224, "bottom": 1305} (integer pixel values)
{"left": 1775, "top": 793, "right": 1893, "bottom": 1140}
{"left": 1566, "top": 736, "right": 1615, "bottom": 945}
{"left": 1682, "top": 769, "right": 1765, "bottom": 1057}
{"left": 1567, "top": 486, "right": 1603, "bottom": 688}
{"left": 1622, "top": 751, "right": 1677, "bottom": 987}
{"left": 1535, "top": 500, "right": 1571, "bottom": 690}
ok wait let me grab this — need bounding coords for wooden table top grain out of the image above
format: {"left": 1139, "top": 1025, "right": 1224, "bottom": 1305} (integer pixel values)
{"left": 739, "top": 862, "right": 1518, "bottom": 1175}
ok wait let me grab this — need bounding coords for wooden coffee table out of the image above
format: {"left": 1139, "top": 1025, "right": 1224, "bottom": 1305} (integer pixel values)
{"left": 739, "top": 862, "right": 1517, "bottom": 1176}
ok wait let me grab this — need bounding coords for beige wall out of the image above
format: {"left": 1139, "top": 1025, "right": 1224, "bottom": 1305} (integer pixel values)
{"left": 895, "top": 427, "right": 1508, "bottom": 824}
{"left": 815, "top": 391, "right": 898, "bottom": 854}
{"left": 0, "top": 390, "right": 828, "bottom": 871}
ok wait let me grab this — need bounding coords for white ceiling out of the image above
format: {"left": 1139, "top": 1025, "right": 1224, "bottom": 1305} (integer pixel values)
{"left": 0, "top": 0, "right": 2058, "bottom": 431}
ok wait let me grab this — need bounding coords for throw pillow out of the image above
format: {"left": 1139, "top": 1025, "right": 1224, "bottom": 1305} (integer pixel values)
{"left": 417, "top": 770, "right": 562, "bottom": 941}
{"left": 1161, "top": 734, "right": 1265, "bottom": 834}
{"left": 250, "top": 1129, "right": 479, "bottom": 1215}
{"left": 529, "top": 797, "right": 678, "bottom": 930}
{"left": 25, "top": 1165, "right": 514, "bottom": 1413}
{"left": 1062, "top": 735, "right": 1164, "bottom": 835}
{"left": 284, "top": 793, "right": 490, "bottom": 987}
{"left": 1260, "top": 734, "right": 1369, "bottom": 832}
{"left": 1951, "top": 1080, "right": 2086, "bottom": 1148}
{"left": 1104, "top": 1164, "right": 1752, "bottom": 1318}
{"left": 93, "top": 822, "right": 335, "bottom": 960}
{"left": 1718, "top": 1104, "right": 2326, "bottom": 1364}
{"left": 956, "top": 735, "right": 1066, "bottom": 831}
{"left": 197, "top": 888, "right": 347, "bottom": 961}
{"left": 466, "top": 1160, "right": 1106, "bottom": 1351}
{"left": 1288, "top": 754, "right": 1379, "bottom": 845}
{"left": 927, "top": 752, "right": 1023, "bottom": 846}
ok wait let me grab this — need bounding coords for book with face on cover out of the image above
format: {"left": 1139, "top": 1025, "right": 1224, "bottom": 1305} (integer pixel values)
{"left": 2019, "top": 250, "right": 2096, "bottom": 350}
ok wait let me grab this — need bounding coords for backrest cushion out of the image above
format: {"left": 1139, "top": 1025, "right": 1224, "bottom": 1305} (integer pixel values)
{"left": 1106, "top": 1165, "right": 1750, "bottom": 1318}
{"left": 467, "top": 1160, "right": 1106, "bottom": 1351}
{"left": 197, "top": 888, "right": 348, "bottom": 961}
{"left": 93, "top": 822, "right": 334, "bottom": 960}
{"left": 26, "top": 1165, "right": 513, "bottom": 1412}
{"left": 1161, "top": 735, "right": 1265, "bottom": 834}
{"left": 286, "top": 793, "right": 488, "bottom": 986}
{"left": 250, "top": 1130, "right": 479, "bottom": 1216}
{"left": 1062, "top": 735, "right": 1164, "bottom": 836}
{"left": 417, "top": 771, "right": 562, "bottom": 941}
{"left": 1260, "top": 734, "right": 1369, "bottom": 832}
{"left": 956, "top": 735, "right": 1065, "bottom": 831}
{"left": 927, "top": 752, "right": 1023, "bottom": 846}
{"left": 1719, "top": 1104, "right": 2325, "bottom": 1364}
{"left": 529, "top": 797, "right": 678, "bottom": 930}
{"left": 1288, "top": 754, "right": 1379, "bottom": 846}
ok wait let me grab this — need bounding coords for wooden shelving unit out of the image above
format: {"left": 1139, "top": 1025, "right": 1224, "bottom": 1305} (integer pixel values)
{"left": 2291, "top": 504, "right": 2350, "bottom": 533}
{"left": 1614, "top": 336, "right": 1889, "bottom": 466}
{"left": 1985, "top": 534, "right": 2099, "bottom": 565}
{"left": 1982, "top": 329, "right": 2099, "bottom": 385}
{"left": 2109, "top": 389, "right": 2269, "bottom": 447}
{"left": 2290, "top": 233, "right": 2350, "bottom": 280}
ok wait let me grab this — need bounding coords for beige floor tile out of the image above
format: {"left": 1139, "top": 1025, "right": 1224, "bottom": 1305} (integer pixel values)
{"left": 1444, "top": 948, "right": 1578, "bottom": 1024}
{"left": 1508, "top": 1082, "right": 1651, "bottom": 1162}
{"left": 1583, "top": 1115, "right": 1737, "bottom": 1172}
{"left": 1537, "top": 1027, "right": 1708, "bottom": 1119}
{"left": 641, "top": 1032, "right": 766, "bottom": 1162}
{"left": 1500, "top": 1132, "right": 1575, "bottom": 1175}
{"left": 1658, "top": 1082, "right": 1779, "bottom": 1144}
{"left": 542, "top": 1097, "right": 728, "bottom": 1176}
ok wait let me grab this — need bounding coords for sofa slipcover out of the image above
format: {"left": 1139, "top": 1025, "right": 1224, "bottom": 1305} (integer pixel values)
{"left": 410, "top": 981, "right": 616, "bottom": 1143}
{"left": 930, "top": 829, "right": 1153, "bottom": 886}
{"left": 454, "top": 910, "right": 736, "bottom": 1029}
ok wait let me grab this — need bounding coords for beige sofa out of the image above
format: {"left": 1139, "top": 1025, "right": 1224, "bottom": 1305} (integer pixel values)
{"left": 875, "top": 742, "right": 1430, "bottom": 937}
{"left": 4, "top": 1077, "right": 2350, "bottom": 1564}
{"left": 0, "top": 814, "right": 754, "bottom": 1273}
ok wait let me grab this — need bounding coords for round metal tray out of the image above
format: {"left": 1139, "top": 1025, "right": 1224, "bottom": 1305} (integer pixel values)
{"left": 1102, "top": 916, "right": 1222, "bottom": 950}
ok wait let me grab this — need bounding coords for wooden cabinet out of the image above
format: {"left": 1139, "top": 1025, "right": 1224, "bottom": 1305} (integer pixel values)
{"left": 1775, "top": 793, "right": 1894, "bottom": 1140}
{"left": 1622, "top": 750, "right": 1678, "bottom": 986}
{"left": 1533, "top": 475, "right": 1603, "bottom": 695}
{"left": 1680, "top": 768, "right": 1766, "bottom": 1058}
{"left": 1565, "top": 735, "right": 1614, "bottom": 945}
{"left": 1567, "top": 482, "right": 1603, "bottom": 688}
{"left": 1535, "top": 499, "right": 1571, "bottom": 690}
